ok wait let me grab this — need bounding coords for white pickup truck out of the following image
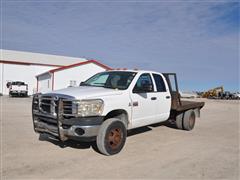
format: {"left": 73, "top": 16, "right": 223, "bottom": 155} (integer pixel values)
{"left": 8, "top": 81, "right": 28, "bottom": 97}
{"left": 32, "top": 70, "right": 204, "bottom": 155}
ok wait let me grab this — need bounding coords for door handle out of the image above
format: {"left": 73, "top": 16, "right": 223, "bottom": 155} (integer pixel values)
{"left": 151, "top": 97, "right": 157, "bottom": 100}
{"left": 166, "top": 96, "right": 170, "bottom": 99}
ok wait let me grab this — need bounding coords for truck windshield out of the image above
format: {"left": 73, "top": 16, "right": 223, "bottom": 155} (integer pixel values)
{"left": 11, "top": 81, "right": 25, "bottom": 85}
{"left": 81, "top": 71, "right": 137, "bottom": 90}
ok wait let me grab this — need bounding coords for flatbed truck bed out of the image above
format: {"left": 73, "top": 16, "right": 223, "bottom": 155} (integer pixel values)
{"left": 163, "top": 73, "right": 205, "bottom": 121}
{"left": 172, "top": 100, "right": 205, "bottom": 112}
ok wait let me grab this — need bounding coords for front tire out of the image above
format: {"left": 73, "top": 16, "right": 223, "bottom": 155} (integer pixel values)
{"left": 96, "top": 118, "right": 127, "bottom": 156}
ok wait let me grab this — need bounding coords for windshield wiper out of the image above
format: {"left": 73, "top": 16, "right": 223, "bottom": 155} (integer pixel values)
{"left": 103, "top": 85, "right": 116, "bottom": 89}
{"left": 80, "top": 82, "right": 90, "bottom": 86}
{"left": 80, "top": 82, "right": 116, "bottom": 89}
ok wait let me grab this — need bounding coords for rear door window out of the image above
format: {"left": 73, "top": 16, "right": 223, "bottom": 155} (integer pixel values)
{"left": 153, "top": 74, "right": 166, "bottom": 92}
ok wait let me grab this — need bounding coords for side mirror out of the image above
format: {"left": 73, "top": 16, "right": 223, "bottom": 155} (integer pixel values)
{"left": 6, "top": 82, "right": 11, "bottom": 88}
{"left": 80, "top": 82, "right": 85, "bottom": 86}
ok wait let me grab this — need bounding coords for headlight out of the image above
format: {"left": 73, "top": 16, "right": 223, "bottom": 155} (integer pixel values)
{"left": 73, "top": 99, "right": 104, "bottom": 117}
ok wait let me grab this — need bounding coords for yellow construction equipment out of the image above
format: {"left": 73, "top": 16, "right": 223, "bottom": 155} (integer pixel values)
{"left": 202, "top": 86, "right": 224, "bottom": 98}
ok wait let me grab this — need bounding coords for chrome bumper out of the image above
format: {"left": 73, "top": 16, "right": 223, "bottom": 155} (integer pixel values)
{"left": 34, "top": 120, "right": 100, "bottom": 141}
{"left": 32, "top": 95, "right": 103, "bottom": 141}
{"left": 10, "top": 90, "right": 27, "bottom": 94}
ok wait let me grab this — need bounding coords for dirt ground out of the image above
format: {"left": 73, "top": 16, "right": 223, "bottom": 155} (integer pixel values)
{"left": 1, "top": 96, "right": 239, "bottom": 179}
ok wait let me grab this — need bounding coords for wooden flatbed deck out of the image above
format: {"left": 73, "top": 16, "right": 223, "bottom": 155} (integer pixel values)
{"left": 172, "top": 100, "right": 205, "bottom": 112}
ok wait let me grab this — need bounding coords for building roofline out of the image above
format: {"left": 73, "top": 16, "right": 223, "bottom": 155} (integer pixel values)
{"left": 1, "top": 49, "right": 87, "bottom": 66}
{"left": 36, "top": 59, "right": 112, "bottom": 77}
{"left": 36, "top": 71, "right": 52, "bottom": 78}
{"left": 49, "top": 60, "right": 112, "bottom": 73}
{"left": 0, "top": 60, "right": 62, "bottom": 67}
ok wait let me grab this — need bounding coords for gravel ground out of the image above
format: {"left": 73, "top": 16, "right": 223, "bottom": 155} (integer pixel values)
{"left": 1, "top": 96, "right": 239, "bottom": 180}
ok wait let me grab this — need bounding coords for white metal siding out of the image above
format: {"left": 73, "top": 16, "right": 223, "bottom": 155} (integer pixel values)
{"left": 53, "top": 63, "right": 105, "bottom": 91}
{"left": 0, "top": 63, "right": 3, "bottom": 94}
{"left": 37, "top": 73, "right": 52, "bottom": 93}
{"left": 0, "top": 63, "right": 54, "bottom": 95}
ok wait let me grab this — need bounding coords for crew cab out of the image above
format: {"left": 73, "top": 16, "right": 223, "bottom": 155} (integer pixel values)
{"left": 32, "top": 70, "right": 204, "bottom": 155}
{"left": 8, "top": 81, "right": 28, "bottom": 97}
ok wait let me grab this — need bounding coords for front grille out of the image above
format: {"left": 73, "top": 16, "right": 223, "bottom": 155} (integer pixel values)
{"left": 33, "top": 95, "right": 58, "bottom": 119}
{"left": 37, "top": 116, "right": 58, "bottom": 125}
{"left": 63, "top": 100, "right": 73, "bottom": 115}
{"left": 33, "top": 94, "right": 77, "bottom": 120}
{"left": 40, "top": 98, "right": 51, "bottom": 113}
{"left": 39, "top": 96, "right": 58, "bottom": 116}
{"left": 62, "top": 100, "right": 78, "bottom": 118}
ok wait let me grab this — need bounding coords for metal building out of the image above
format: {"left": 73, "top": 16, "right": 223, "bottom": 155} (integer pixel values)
{"left": 36, "top": 60, "right": 111, "bottom": 93}
{"left": 0, "top": 49, "right": 110, "bottom": 95}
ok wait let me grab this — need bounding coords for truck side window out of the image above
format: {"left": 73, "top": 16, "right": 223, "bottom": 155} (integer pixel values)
{"left": 133, "top": 73, "right": 154, "bottom": 92}
{"left": 153, "top": 74, "right": 166, "bottom": 92}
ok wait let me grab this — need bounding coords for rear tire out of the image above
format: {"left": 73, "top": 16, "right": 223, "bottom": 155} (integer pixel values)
{"left": 175, "top": 113, "right": 183, "bottom": 129}
{"left": 183, "top": 110, "right": 196, "bottom": 131}
{"left": 96, "top": 118, "right": 127, "bottom": 156}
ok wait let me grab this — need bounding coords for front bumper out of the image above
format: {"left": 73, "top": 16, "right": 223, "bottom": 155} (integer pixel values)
{"left": 10, "top": 90, "right": 27, "bottom": 95}
{"left": 33, "top": 114, "right": 104, "bottom": 142}
{"left": 32, "top": 95, "right": 105, "bottom": 142}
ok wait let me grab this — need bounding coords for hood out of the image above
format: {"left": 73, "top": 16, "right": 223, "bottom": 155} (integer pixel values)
{"left": 45, "top": 86, "right": 123, "bottom": 99}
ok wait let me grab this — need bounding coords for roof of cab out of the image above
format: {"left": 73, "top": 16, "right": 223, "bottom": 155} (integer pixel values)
{"left": 107, "top": 69, "right": 163, "bottom": 75}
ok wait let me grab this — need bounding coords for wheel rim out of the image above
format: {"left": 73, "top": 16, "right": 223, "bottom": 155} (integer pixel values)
{"left": 189, "top": 113, "right": 195, "bottom": 128}
{"left": 107, "top": 128, "right": 122, "bottom": 150}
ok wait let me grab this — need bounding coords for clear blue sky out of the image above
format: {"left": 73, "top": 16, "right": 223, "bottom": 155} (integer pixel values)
{"left": 1, "top": 1, "right": 239, "bottom": 91}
